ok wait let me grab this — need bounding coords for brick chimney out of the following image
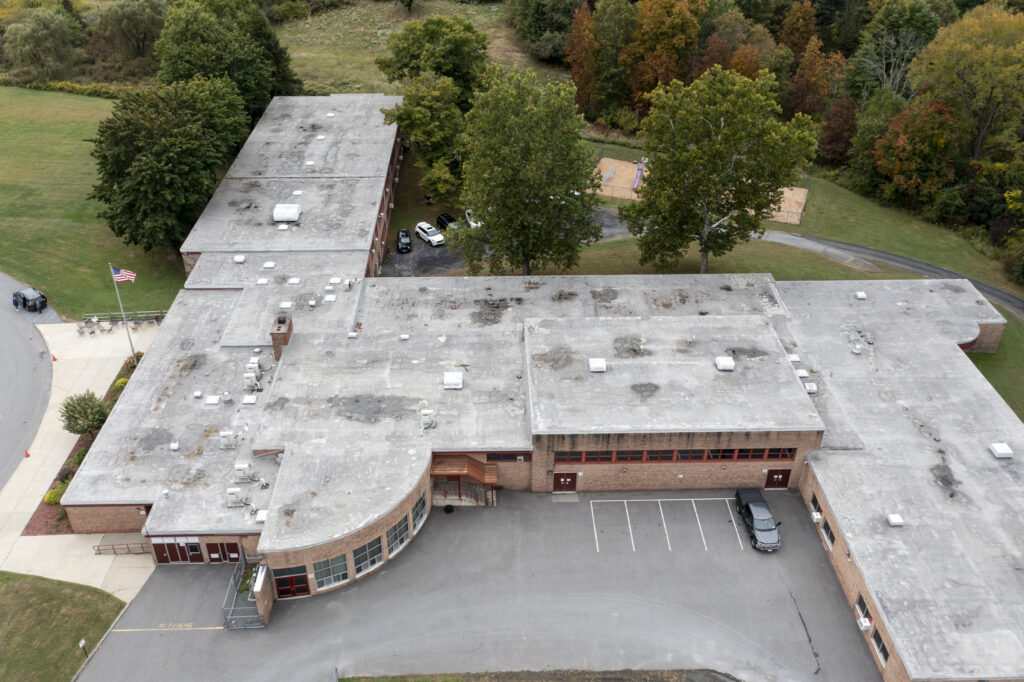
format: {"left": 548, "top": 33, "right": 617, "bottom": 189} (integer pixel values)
{"left": 270, "top": 312, "right": 293, "bottom": 361}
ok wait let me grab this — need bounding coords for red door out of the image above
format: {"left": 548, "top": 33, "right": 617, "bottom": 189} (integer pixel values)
{"left": 224, "top": 542, "right": 240, "bottom": 562}
{"left": 765, "top": 469, "right": 791, "bottom": 488}
{"left": 154, "top": 543, "right": 170, "bottom": 564}
{"left": 275, "top": 575, "right": 310, "bottom": 599}
{"left": 554, "top": 472, "right": 577, "bottom": 492}
{"left": 186, "top": 542, "right": 204, "bottom": 563}
{"left": 206, "top": 543, "right": 223, "bottom": 563}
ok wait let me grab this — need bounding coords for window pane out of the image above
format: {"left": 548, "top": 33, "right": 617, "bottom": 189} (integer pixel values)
{"left": 647, "top": 450, "right": 674, "bottom": 461}
{"left": 273, "top": 565, "right": 306, "bottom": 578}
{"left": 618, "top": 450, "right": 643, "bottom": 461}
{"left": 811, "top": 494, "right": 821, "bottom": 513}
{"left": 412, "top": 493, "right": 427, "bottom": 531}
{"left": 586, "top": 451, "right": 611, "bottom": 462}
{"left": 353, "top": 538, "right": 383, "bottom": 576}
{"left": 314, "top": 554, "right": 349, "bottom": 589}
{"left": 387, "top": 516, "right": 411, "bottom": 556}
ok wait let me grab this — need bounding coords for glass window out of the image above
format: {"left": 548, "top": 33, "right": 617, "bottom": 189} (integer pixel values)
{"left": 647, "top": 450, "right": 675, "bottom": 461}
{"left": 617, "top": 450, "right": 644, "bottom": 461}
{"left": 856, "top": 595, "right": 871, "bottom": 621}
{"left": 486, "top": 453, "right": 531, "bottom": 462}
{"left": 412, "top": 493, "right": 427, "bottom": 531}
{"left": 811, "top": 493, "right": 821, "bottom": 514}
{"left": 313, "top": 554, "right": 348, "bottom": 589}
{"left": 353, "top": 538, "right": 383, "bottom": 576}
{"left": 781, "top": 448, "right": 797, "bottom": 459}
{"left": 678, "top": 449, "right": 705, "bottom": 460}
{"left": 273, "top": 565, "right": 306, "bottom": 578}
{"left": 555, "top": 451, "right": 569, "bottom": 462}
{"left": 387, "top": 516, "right": 411, "bottom": 556}
{"left": 871, "top": 629, "right": 889, "bottom": 665}
{"left": 822, "top": 520, "right": 836, "bottom": 549}
{"left": 586, "top": 451, "right": 612, "bottom": 462}
{"left": 707, "top": 449, "right": 735, "bottom": 460}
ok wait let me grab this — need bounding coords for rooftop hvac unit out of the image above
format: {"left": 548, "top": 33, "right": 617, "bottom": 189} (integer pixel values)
{"left": 234, "top": 462, "right": 252, "bottom": 482}
{"left": 246, "top": 358, "right": 262, "bottom": 378}
{"left": 715, "top": 356, "right": 735, "bottom": 371}
{"left": 220, "top": 430, "right": 238, "bottom": 449}
{"left": 804, "top": 382, "right": 818, "bottom": 394}
{"left": 233, "top": 254, "right": 246, "bottom": 264}
{"left": 443, "top": 372, "right": 463, "bottom": 390}
{"left": 255, "top": 510, "right": 268, "bottom": 523}
{"left": 589, "top": 358, "right": 607, "bottom": 373}
{"left": 887, "top": 513, "right": 905, "bottom": 527}
{"left": 796, "top": 368, "right": 810, "bottom": 378}
{"left": 226, "top": 488, "right": 243, "bottom": 507}
{"left": 857, "top": 618, "right": 871, "bottom": 631}
{"left": 811, "top": 511, "right": 822, "bottom": 523}
{"left": 243, "top": 373, "right": 261, "bottom": 391}
{"left": 989, "top": 442, "right": 1014, "bottom": 459}
{"left": 855, "top": 291, "right": 868, "bottom": 300}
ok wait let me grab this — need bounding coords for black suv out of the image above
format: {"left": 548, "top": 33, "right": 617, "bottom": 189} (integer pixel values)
{"left": 396, "top": 229, "right": 412, "bottom": 253}
{"left": 436, "top": 213, "right": 458, "bottom": 230}
{"left": 735, "top": 488, "right": 782, "bottom": 552}
{"left": 13, "top": 287, "right": 47, "bottom": 312}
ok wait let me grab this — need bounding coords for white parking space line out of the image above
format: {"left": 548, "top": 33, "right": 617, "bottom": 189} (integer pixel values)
{"left": 657, "top": 500, "right": 672, "bottom": 552}
{"left": 691, "top": 500, "right": 708, "bottom": 551}
{"left": 623, "top": 501, "right": 636, "bottom": 552}
{"left": 590, "top": 499, "right": 600, "bottom": 553}
{"left": 725, "top": 499, "right": 745, "bottom": 551}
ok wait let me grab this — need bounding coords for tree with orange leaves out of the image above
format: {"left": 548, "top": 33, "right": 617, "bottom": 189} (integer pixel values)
{"left": 566, "top": 2, "right": 599, "bottom": 116}
{"left": 784, "top": 36, "right": 846, "bottom": 116}
{"left": 779, "top": 0, "right": 817, "bottom": 64}
{"left": 620, "top": 0, "right": 706, "bottom": 107}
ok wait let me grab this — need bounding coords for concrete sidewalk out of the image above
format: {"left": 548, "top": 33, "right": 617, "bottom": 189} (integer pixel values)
{"left": 0, "top": 323, "right": 159, "bottom": 601}
{"left": 760, "top": 230, "right": 882, "bottom": 272}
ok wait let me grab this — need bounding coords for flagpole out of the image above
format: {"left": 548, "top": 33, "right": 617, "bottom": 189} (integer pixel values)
{"left": 109, "top": 263, "right": 136, "bottom": 359}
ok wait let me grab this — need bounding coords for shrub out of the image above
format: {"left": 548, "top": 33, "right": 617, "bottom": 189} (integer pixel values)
{"left": 114, "top": 377, "right": 129, "bottom": 392}
{"left": 2, "top": 8, "right": 84, "bottom": 81}
{"left": 275, "top": 1, "right": 309, "bottom": 20}
{"left": 44, "top": 481, "right": 68, "bottom": 506}
{"left": 59, "top": 390, "right": 109, "bottom": 437}
{"left": 75, "top": 447, "right": 90, "bottom": 465}
{"left": 57, "top": 464, "right": 77, "bottom": 482}
{"left": 609, "top": 107, "right": 641, "bottom": 135}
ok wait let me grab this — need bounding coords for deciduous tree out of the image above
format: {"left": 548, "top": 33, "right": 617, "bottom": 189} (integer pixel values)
{"left": 620, "top": 0, "right": 706, "bottom": 107}
{"left": 848, "top": 0, "right": 939, "bottom": 98}
{"left": 89, "top": 77, "right": 249, "bottom": 251}
{"left": 97, "top": 0, "right": 167, "bottom": 61}
{"left": 566, "top": 2, "right": 599, "bottom": 115}
{"left": 621, "top": 66, "right": 817, "bottom": 273}
{"left": 60, "top": 391, "right": 109, "bottom": 437}
{"left": 784, "top": 35, "right": 847, "bottom": 115}
{"left": 819, "top": 94, "right": 857, "bottom": 165}
{"left": 779, "top": 0, "right": 816, "bottom": 61}
{"left": 453, "top": 66, "right": 601, "bottom": 276}
{"left": 375, "top": 16, "right": 489, "bottom": 109}
{"left": 874, "top": 97, "right": 962, "bottom": 205}
{"left": 591, "top": 0, "right": 637, "bottom": 116}
{"left": 847, "top": 85, "right": 905, "bottom": 193}
{"left": 2, "top": 8, "right": 83, "bottom": 81}
{"left": 910, "top": 4, "right": 1024, "bottom": 161}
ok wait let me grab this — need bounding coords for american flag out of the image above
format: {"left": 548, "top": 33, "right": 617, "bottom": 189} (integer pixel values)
{"left": 111, "top": 266, "right": 136, "bottom": 283}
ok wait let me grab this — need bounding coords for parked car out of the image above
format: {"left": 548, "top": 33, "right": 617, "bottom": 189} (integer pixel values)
{"left": 735, "top": 488, "right": 782, "bottom": 552}
{"left": 436, "top": 213, "right": 458, "bottom": 230}
{"left": 414, "top": 221, "right": 445, "bottom": 247}
{"left": 464, "top": 209, "right": 481, "bottom": 229}
{"left": 13, "top": 287, "right": 47, "bottom": 312}
{"left": 396, "top": 229, "right": 412, "bottom": 253}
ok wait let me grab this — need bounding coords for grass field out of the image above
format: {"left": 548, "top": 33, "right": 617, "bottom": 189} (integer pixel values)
{"left": 0, "top": 571, "right": 124, "bottom": 682}
{"left": 0, "top": 88, "right": 185, "bottom": 319}
{"left": 972, "top": 305, "right": 1024, "bottom": 419}
{"left": 277, "top": 0, "right": 567, "bottom": 95}
{"left": 771, "top": 176, "right": 1024, "bottom": 299}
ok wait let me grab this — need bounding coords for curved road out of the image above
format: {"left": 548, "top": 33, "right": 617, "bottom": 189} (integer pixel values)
{"left": 0, "top": 272, "right": 57, "bottom": 490}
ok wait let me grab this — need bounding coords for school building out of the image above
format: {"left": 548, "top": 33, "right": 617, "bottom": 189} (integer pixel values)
{"left": 61, "top": 94, "right": 1024, "bottom": 682}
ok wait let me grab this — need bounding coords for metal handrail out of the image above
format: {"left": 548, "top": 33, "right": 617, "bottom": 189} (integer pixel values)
{"left": 93, "top": 542, "right": 151, "bottom": 555}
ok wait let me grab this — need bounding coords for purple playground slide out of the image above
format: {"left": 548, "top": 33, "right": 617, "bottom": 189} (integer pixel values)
{"left": 632, "top": 160, "right": 645, "bottom": 190}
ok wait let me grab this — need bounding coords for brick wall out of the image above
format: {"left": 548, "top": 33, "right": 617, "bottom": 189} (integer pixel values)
{"left": 66, "top": 504, "right": 148, "bottom": 534}
{"left": 366, "top": 129, "right": 403, "bottom": 278}
{"left": 530, "top": 430, "right": 822, "bottom": 493}
{"left": 263, "top": 467, "right": 431, "bottom": 597}
{"left": 182, "top": 252, "right": 199, "bottom": 274}
{"left": 967, "top": 321, "right": 1005, "bottom": 353}
{"left": 799, "top": 468, "right": 912, "bottom": 682}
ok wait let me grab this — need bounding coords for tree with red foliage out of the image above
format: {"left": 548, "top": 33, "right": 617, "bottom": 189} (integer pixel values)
{"left": 728, "top": 44, "right": 763, "bottom": 79}
{"left": 566, "top": 2, "right": 600, "bottom": 116}
{"left": 620, "top": 0, "right": 706, "bottom": 107}
{"left": 873, "top": 98, "right": 963, "bottom": 205}
{"left": 819, "top": 95, "right": 856, "bottom": 165}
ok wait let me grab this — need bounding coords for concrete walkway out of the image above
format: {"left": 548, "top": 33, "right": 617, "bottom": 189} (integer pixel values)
{"left": 760, "top": 230, "right": 882, "bottom": 272}
{"left": 0, "top": 322, "right": 159, "bottom": 602}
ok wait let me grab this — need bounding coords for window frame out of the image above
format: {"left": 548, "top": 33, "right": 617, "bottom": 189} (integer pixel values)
{"left": 810, "top": 493, "right": 821, "bottom": 514}
{"left": 821, "top": 519, "right": 836, "bottom": 549}
{"left": 855, "top": 595, "right": 871, "bottom": 623}
{"left": 352, "top": 537, "right": 384, "bottom": 577}
{"left": 412, "top": 492, "right": 427, "bottom": 532}
{"left": 870, "top": 629, "right": 889, "bottom": 666}
{"left": 313, "top": 554, "right": 349, "bottom": 590}
{"left": 585, "top": 450, "right": 613, "bottom": 462}
{"left": 386, "top": 516, "right": 411, "bottom": 558}
{"left": 646, "top": 449, "right": 675, "bottom": 461}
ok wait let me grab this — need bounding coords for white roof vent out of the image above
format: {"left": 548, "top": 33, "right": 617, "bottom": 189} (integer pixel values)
{"left": 287, "top": 277, "right": 301, "bottom": 285}
{"left": 316, "top": 135, "right": 326, "bottom": 140}
{"left": 193, "top": 390, "right": 202, "bottom": 399}
{"left": 233, "top": 254, "right": 246, "bottom": 264}
{"left": 326, "top": 112, "right": 335, "bottom": 118}
{"left": 804, "top": 382, "right": 818, "bottom": 394}
{"left": 204, "top": 395, "right": 221, "bottom": 405}
{"left": 329, "top": 277, "right": 342, "bottom": 284}
{"left": 279, "top": 301, "right": 293, "bottom": 310}
{"left": 256, "top": 278, "right": 269, "bottom": 285}
{"left": 989, "top": 442, "right": 1014, "bottom": 459}
{"left": 262, "top": 261, "right": 276, "bottom": 270}
{"left": 443, "top": 372, "right": 464, "bottom": 390}
{"left": 715, "top": 356, "right": 735, "bottom": 371}
{"left": 242, "top": 394, "right": 258, "bottom": 405}
{"left": 796, "top": 368, "right": 810, "bottom": 378}
{"left": 855, "top": 291, "right": 868, "bottom": 300}
{"left": 399, "top": 334, "right": 410, "bottom": 341}
{"left": 292, "top": 190, "right": 303, "bottom": 196}
{"left": 324, "top": 294, "right": 337, "bottom": 302}
{"left": 589, "top": 358, "right": 607, "bottom": 373}
{"left": 169, "top": 442, "right": 180, "bottom": 451}
{"left": 887, "top": 513, "right": 904, "bottom": 527}
{"left": 788, "top": 354, "right": 800, "bottom": 363}
{"left": 272, "top": 204, "right": 301, "bottom": 222}
{"left": 347, "top": 331, "right": 358, "bottom": 339}
{"left": 255, "top": 509, "right": 268, "bottom": 523}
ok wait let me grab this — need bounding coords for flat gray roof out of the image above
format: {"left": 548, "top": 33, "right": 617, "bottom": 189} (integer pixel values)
{"left": 777, "top": 279, "right": 1024, "bottom": 679}
{"left": 523, "top": 315, "right": 823, "bottom": 435}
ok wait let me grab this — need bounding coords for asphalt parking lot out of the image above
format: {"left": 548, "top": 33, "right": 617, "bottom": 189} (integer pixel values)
{"left": 79, "top": 490, "right": 879, "bottom": 682}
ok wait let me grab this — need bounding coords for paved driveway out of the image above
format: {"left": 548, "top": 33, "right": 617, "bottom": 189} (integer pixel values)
{"left": 0, "top": 271, "right": 55, "bottom": 489}
{"left": 80, "top": 490, "right": 879, "bottom": 682}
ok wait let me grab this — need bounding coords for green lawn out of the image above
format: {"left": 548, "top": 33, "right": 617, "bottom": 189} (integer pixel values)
{"left": 277, "top": 0, "right": 568, "bottom": 96}
{"left": 0, "top": 88, "right": 185, "bottom": 319}
{"left": 972, "top": 304, "right": 1024, "bottom": 420}
{"left": 583, "top": 138, "right": 644, "bottom": 163}
{"left": 770, "top": 176, "right": 1024, "bottom": 299}
{"left": 0, "top": 571, "right": 124, "bottom": 682}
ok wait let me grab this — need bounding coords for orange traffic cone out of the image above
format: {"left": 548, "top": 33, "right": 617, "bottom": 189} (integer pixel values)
{"left": 24, "top": 450, "right": 30, "bottom": 458}
{"left": 51, "top": 354, "right": 57, "bottom": 362}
